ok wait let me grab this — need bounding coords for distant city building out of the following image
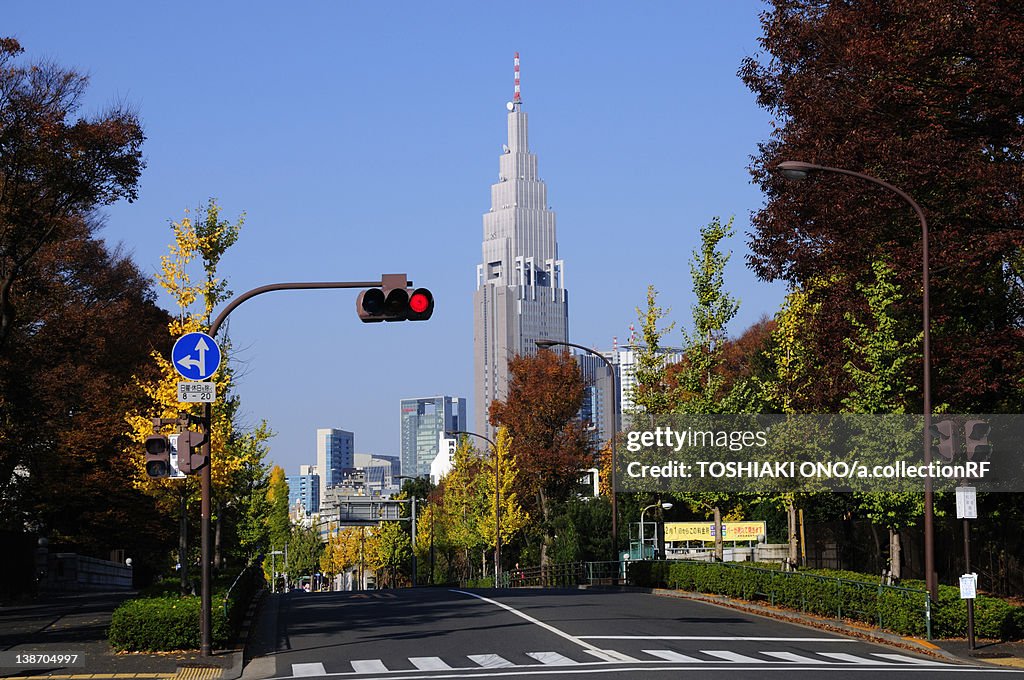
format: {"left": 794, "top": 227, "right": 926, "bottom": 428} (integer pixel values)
{"left": 354, "top": 453, "right": 398, "bottom": 494}
{"left": 286, "top": 472, "right": 320, "bottom": 516}
{"left": 612, "top": 346, "right": 685, "bottom": 428}
{"left": 430, "top": 433, "right": 458, "bottom": 484}
{"left": 316, "top": 428, "right": 354, "bottom": 510}
{"left": 400, "top": 396, "right": 466, "bottom": 478}
{"left": 474, "top": 54, "right": 569, "bottom": 440}
{"left": 576, "top": 353, "right": 617, "bottom": 446}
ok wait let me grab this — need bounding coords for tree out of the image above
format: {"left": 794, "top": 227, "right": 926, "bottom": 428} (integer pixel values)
{"left": 366, "top": 522, "right": 412, "bottom": 588}
{"left": 671, "top": 216, "right": 742, "bottom": 560}
{"left": 477, "top": 427, "right": 530, "bottom": 575}
{"left": 489, "top": 350, "right": 591, "bottom": 566}
{"left": 0, "top": 38, "right": 145, "bottom": 348}
{"left": 629, "top": 285, "right": 677, "bottom": 416}
{"left": 321, "top": 527, "right": 361, "bottom": 584}
{"left": 741, "top": 0, "right": 1024, "bottom": 413}
{"left": 842, "top": 259, "right": 924, "bottom": 580}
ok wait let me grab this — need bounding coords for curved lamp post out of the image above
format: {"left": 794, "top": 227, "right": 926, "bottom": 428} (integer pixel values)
{"left": 535, "top": 340, "right": 620, "bottom": 560}
{"left": 777, "top": 160, "right": 936, "bottom": 599}
{"left": 447, "top": 430, "right": 501, "bottom": 586}
{"left": 640, "top": 502, "right": 673, "bottom": 559}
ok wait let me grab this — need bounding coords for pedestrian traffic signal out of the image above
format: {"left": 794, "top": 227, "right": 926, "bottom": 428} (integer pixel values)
{"left": 930, "top": 419, "right": 956, "bottom": 461}
{"left": 356, "top": 275, "right": 433, "bottom": 322}
{"left": 145, "top": 434, "right": 171, "bottom": 478}
{"left": 965, "top": 420, "right": 991, "bottom": 462}
{"left": 175, "top": 430, "right": 208, "bottom": 475}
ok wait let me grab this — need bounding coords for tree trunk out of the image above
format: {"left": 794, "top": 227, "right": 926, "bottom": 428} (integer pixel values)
{"left": 179, "top": 492, "right": 189, "bottom": 595}
{"left": 889, "top": 527, "right": 902, "bottom": 581}
{"left": 869, "top": 523, "right": 883, "bottom": 577}
{"left": 787, "top": 501, "right": 798, "bottom": 566}
{"left": 713, "top": 506, "right": 724, "bottom": 561}
{"left": 214, "top": 500, "right": 222, "bottom": 570}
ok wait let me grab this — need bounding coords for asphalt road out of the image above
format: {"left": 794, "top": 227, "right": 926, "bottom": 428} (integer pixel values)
{"left": 244, "top": 587, "right": 1024, "bottom": 680}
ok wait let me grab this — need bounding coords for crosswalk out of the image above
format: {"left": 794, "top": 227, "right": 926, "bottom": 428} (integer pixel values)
{"left": 289, "top": 647, "right": 953, "bottom": 676}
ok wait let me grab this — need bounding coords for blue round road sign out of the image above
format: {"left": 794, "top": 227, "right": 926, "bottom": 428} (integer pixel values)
{"left": 172, "top": 332, "right": 222, "bottom": 381}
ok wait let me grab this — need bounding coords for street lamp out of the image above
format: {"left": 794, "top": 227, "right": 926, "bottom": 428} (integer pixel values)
{"left": 535, "top": 340, "right": 620, "bottom": 559}
{"left": 447, "top": 430, "right": 501, "bottom": 586}
{"left": 776, "top": 160, "right": 936, "bottom": 599}
{"left": 640, "top": 502, "right": 673, "bottom": 559}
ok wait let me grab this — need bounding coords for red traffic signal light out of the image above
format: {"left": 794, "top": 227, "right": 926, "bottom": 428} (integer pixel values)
{"left": 356, "top": 275, "right": 433, "bottom": 322}
{"left": 145, "top": 434, "right": 171, "bottom": 478}
{"left": 965, "top": 419, "right": 991, "bottom": 461}
{"left": 175, "top": 430, "right": 208, "bottom": 475}
{"left": 929, "top": 419, "right": 956, "bottom": 461}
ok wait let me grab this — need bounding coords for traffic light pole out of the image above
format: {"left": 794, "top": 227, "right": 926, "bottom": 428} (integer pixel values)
{"left": 198, "top": 277, "right": 405, "bottom": 656}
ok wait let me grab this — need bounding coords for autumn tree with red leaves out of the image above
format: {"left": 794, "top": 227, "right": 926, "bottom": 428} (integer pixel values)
{"left": 489, "top": 350, "right": 592, "bottom": 566}
{"left": 740, "top": 0, "right": 1024, "bottom": 412}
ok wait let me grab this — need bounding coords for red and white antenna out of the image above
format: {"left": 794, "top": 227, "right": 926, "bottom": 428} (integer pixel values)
{"left": 513, "top": 52, "right": 521, "bottom": 103}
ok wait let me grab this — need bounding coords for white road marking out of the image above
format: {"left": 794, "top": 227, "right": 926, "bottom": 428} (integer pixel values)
{"left": 583, "top": 649, "right": 638, "bottom": 662}
{"left": 527, "top": 651, "right": 580, "bottom": 665}
{"left": 701, "top": 650, "right": 769, "bottom": 663}
{"left": 817, "top": 652, "right": 885, "bottom": 664}
{"left": 409, "top": 656, "right": 452, "bottom": 670}
{"left": 450, "top": 589, "right": 609, "bottom": 655}
{"left": 290, "top": 663, "right": 325, "bottom": 676}
{"left": 871, "top": 653, "right": 947, "bottom": 665}
{"left": 467, "top": 654, "right": 515, "bottom": 668}
{"left": 580, "top": 635, "right": 856, "bottom": 642}
{"left": 644, "top": 649, "right": 707, "bottom": 662}
{"left": 761, "top": 651, "right": 830, "bottom": 664}
{"left": 349, "top": 659, "right": 388, "bottom": 673}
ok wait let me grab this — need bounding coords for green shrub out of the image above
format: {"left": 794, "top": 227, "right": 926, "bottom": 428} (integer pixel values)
{"left": 109, "top": 596, "right": 229, "bottom": 651}
{"left": 627, "top": 560, "right": 1023, "bottom": 640}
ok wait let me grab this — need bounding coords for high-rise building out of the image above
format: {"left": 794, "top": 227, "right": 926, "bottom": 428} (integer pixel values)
{"left": 400, "top": 396, "right": 467, "bottom": 478}
{"left": 576, "top": 353, "right": 617, "bottom": 446}
{"left": 474, "top": 54, "right": 569, "bottom": 438}
{"left": 287, "top": 472, "right": 320, "bottom": 516}
{"left": 316, "top": 428, "right": 354, "bottom": 510}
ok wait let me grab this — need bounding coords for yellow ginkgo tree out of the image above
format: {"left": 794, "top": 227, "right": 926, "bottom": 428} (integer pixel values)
{"left": 125, "top": 199, "right": 273, "bottom": 586}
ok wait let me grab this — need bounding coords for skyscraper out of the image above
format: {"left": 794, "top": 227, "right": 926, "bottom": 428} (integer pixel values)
{"left": 474, "top": 53, "right": 569, "bottom": 438}
{"left": 316, "top": 428, "right": 354, "bottom": 510}
{"left": 400, "top": 396, "right": 467, "bottom": 478}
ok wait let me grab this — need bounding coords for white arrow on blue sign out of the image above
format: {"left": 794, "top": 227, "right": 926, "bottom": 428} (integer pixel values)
{"left": 172, "top": 332, "right": 222, "bottom": 381}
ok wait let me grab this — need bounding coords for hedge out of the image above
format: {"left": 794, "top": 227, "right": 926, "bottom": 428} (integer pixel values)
{"left": 109, "top": 565, "right": 264, "bottom": 652}
{"left": 627, "top": 560, "right": 1023, "bottom": 640}
{"left": 109, "top": 596, "right": 229, "bottom": 651}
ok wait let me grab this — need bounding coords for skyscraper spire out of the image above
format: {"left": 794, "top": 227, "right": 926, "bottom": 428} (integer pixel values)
{"left": 513, "top": 52, "right": 521, "bottom": 104}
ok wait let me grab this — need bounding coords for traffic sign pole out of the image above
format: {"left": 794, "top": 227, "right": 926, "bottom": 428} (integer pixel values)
{"left": 198, "top": 277, "right": 410, "bottom": 656}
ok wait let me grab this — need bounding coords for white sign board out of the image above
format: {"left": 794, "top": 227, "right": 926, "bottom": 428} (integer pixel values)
{"left": 959, "top": 573, "right": 977, "bottom": 599}
{"left": 178, "top": 381, "right": 216, "bottom": 403}
{"left": 956, "top": 486, "right": 978, "bottom": 519}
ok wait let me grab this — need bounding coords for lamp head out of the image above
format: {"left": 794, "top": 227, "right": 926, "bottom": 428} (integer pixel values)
{"left": 535, "top": 340, "right": 557, "bottom": 349}
{"left": 661, "top": 502, "right": 673, "bottom": 510}
{"left": 777, "top": 160, "right": 814, "bottom": 181}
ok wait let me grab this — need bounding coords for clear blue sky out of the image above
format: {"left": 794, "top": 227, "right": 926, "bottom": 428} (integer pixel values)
{"left": 9, "top": 1, "right": 785, "bottom": 473}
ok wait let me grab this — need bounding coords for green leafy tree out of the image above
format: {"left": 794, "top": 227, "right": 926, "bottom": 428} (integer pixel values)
{"left": 367, "top": 521, "right": 412, "bottom": 588}
{"left": 842, "top": 259, "right": 924, "bottom": 580}
{"left": 629, "top": 285, "right": 677, "bottom": 416}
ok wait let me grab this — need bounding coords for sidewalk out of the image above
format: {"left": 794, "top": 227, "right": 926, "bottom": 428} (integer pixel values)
{"left": 0, "top": 592, "right": 248, "bottom": 680}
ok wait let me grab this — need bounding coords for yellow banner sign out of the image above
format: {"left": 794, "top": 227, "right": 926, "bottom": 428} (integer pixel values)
{"left": 664, "top": 521, "right": 766, "bottom": 543}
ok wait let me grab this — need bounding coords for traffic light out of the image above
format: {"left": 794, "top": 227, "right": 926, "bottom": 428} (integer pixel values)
{"left": 145, "top": 434, "right": 171, "bottom": 478}
{"left": 965, "top": 420, "right": 991, "bottom": 462}
{"left": 930, "top": 419, "right": 956, "bottom": 461}
{"left": 356, "top": 274, "right": 433, "bottom": 322}
{"left": 176, "top": 429, "right": 208, "bottom": 475}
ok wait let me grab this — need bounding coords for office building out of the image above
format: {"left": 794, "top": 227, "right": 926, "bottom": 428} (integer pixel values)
{"left": 316, "top": 428, "right": 354, "bottom": 509}
{"left": 473, "top": 54, "right": 569, "bottom": 439}
{"left": 287, "top": 472, "right": 320, "bottom": 516}
{"left": 400, "top": 396, "right": 467, "bottom": 478}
